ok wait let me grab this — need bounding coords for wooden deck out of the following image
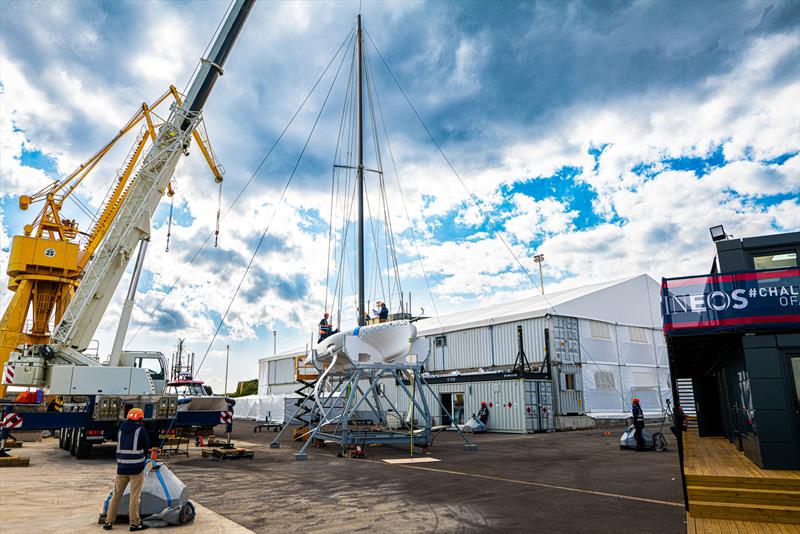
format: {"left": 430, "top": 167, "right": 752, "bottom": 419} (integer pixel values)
{"left": 683, "top": 431, "right": 800, "bottom": 481}
{"left": 682, "top": 431, "right": 800, "bottom": 531}
{"left": 687, "top": 512, "right": 800, "bottom": 533}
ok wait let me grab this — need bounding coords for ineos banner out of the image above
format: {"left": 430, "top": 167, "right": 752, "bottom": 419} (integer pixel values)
{"left": 661, "top": 268, "right": 800, "bottom": 335}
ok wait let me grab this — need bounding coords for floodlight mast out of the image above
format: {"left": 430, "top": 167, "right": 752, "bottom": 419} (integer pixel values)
{"left": 50, "top": 0, "right": 255, "bottom": 355}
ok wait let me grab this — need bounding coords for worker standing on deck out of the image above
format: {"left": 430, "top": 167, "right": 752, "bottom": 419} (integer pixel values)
{"left": 376, "top": 301, "right": 389, "bottom": 322}
{"left": 631, "top": 397, "right": 645, "bottom": 451}
{"left": 319, "top": 312, "right": 333, "bottom": 342}
{"left": 103, "top": 408, "right": 150, "bottom": 531}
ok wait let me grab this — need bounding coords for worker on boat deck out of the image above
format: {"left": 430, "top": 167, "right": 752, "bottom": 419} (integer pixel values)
{"left": 319, "top": 312, "right": 333, "bottom": 342}
{"left": 631, "top": 397, "right": 645, "bottom": 451}
{"left": 103, "top": 408, "right": 150, "bottom": 531}
{"left": 376, "top": 301, "right": 389, "bottom": 322}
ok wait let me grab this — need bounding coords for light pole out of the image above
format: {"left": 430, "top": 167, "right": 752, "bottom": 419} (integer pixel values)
{"left": 533, "top": 253, "right": 545, "bottom": 294}
{"left": 273, "top": 330, "right": 277, "bottom": 355}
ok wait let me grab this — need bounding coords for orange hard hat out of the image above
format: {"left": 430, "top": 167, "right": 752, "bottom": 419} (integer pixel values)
{"left": 127, "top": 408, "right": 144, "bottom": 421}
{"left": 631, "top": 397, "right": 640, "bottom": 404}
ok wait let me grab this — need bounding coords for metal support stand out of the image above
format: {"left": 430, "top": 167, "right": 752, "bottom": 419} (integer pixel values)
{"left": 280, "top": 362, "right": 477, "bottom": 460}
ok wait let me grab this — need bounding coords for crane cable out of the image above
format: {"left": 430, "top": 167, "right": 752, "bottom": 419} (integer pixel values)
{"left": 191, "top": 27, "right": 354, "bottom": 380}
{"left": 156, "top": 25, "right": 355, "bottom": 449}
{"left": 124, "top": 27, "right": 356, "bottom": 348}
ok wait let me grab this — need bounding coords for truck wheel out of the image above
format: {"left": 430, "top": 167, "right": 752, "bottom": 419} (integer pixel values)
{"left": 69, "top": 428, "right": 79, "bottom": 456}
{"left": 75, "top": 433, "right": 93, "bottom": 459}
{"left": 59, "top": 428, "right": 67, "bottom": 450}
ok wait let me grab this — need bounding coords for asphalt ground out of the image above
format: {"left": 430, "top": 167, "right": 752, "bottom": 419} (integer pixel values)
{"left": 170, "top": 422, "right": 685, "bottom": 533}
{"left": 3, "top": 424, "right": 685, "bottom": 533}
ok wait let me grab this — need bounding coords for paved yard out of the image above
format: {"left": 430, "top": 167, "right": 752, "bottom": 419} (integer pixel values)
{"left": 0, "top": 424, "right": 685, "bottom": 533}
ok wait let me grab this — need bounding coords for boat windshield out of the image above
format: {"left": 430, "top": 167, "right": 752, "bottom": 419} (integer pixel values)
{"left": 168, "top": 383, "right": 206, "bottom": 397}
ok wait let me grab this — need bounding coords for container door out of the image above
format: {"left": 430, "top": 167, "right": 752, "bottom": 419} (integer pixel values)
{"left": 525, "top": 382, "right": 539, "bottom": 432}
{"left": 452, "top": 392, "right": 465, "bottom": 425}
{"left": 538, "top": 381, "right": 555, "bottom": 431}
{"left": 440, "top": 393, "right": 452, "bottom": 426}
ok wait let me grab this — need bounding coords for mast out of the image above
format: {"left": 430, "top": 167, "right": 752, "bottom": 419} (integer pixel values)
{"left": 356, "top": 14, "right": 366, "bottom": 326}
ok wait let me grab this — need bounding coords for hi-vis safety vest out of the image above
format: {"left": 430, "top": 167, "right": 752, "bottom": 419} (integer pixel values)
{"left": 116, "top": 426, "right": 146, "bottom": 470}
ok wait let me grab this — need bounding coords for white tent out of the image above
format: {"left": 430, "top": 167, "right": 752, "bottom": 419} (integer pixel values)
{"left": 233, "top": 394, "right": 298, "bottom": 422}
{"left": 411, "top": 274, "right": 670, "bottom": 423}
{"left": 416, "top": 274, "right": 662, "bottom": 335}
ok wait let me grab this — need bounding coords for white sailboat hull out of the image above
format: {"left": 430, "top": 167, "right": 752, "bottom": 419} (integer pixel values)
{"left": 311, "top": 320, "right": 429, "bottom": 372}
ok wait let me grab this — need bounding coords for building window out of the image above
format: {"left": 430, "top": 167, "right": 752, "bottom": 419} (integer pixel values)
{"left": 565, "top": 373, "right": 576, "bottom": 390}
{"left": 752, "top": 251, "right": 797, "bottom": 271}
{"left": 628, "top": 326, "right": 648, "bottom": 343}
{"left": 588, "top": 321, "right": 611, "bottom": 339}
{"left": 434, "top": 335, "right": 447, "bottom": 347}
{"left": 595, "top": 371, "right": 615, "bottom": 389}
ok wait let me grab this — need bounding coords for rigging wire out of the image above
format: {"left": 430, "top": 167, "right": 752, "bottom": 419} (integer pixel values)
{"left": 364, "top": 43, "right": 403, "bottom": 309}
{"left": 364, "top": 28, "right": 541, "bottom": 292}
{"left": 124, "top": 26, "right": 356, "bottom": 348}
{"left": 326, "top": 45, "right": 357, "bottom": 316}
{"left": 364, "top": 28, "right": 634, "bottom": 404}
{"left": 192, "top": 27, "right": 353, "bottom": 379}
{"left": 363, "top": 33, "right": 443, "bottom": 329}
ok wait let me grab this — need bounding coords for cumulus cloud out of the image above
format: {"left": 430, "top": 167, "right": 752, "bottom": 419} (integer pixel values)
{"left": 1, "top": 0, "right": 798, "bottom": 393}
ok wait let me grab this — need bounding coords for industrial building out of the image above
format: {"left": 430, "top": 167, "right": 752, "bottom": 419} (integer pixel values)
{"left": 257, "top": 274, "right": 672, "bottom": 432}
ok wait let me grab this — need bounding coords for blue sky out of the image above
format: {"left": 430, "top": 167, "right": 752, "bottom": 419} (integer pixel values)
{"left": 1, "top": 0, "right": 798, "bottom": 392}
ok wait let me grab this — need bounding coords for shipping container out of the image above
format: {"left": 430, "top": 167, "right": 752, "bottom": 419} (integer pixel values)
{"left": 381, "top": 377, "right": 554, "bottom": 433}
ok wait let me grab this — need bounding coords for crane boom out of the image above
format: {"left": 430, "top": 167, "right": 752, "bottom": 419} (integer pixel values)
{"left": 51, "top": 0, "right": 254, "bottom": 352}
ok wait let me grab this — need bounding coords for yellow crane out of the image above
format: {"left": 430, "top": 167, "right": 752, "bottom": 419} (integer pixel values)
{"left": 0, "top": 85, "right": 222, "bottom": 396}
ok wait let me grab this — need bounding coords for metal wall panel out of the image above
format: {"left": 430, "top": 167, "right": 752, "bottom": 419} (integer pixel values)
{"left": 430, "top": 327, "right": 492, "bottom": 371}
{"left": 557, "top": 364, "right": 584, "bottom": 415}
{"left": 552, "top": 316, "right": 580, "bottom": 363}
{"left": 432, "top": 380, "right": 526, "bottom": 432}
{"left": 386, "top": 379, "right": 555, "bottom": 433}
{"left": 491, "top": 318, "right": 548, "bottom": 367}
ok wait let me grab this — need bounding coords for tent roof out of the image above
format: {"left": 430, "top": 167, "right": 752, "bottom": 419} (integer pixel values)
{"left": 416, "top": 274, "right": 662, "bottom": 336}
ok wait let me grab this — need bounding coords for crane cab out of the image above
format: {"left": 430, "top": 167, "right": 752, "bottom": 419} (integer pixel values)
{"left": 118, "top": 351, "right": 167, "bottom": 394}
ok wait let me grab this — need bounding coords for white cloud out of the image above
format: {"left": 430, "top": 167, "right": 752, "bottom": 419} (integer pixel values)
{"left": 0, "top": 1, "right": 798, "bottom": 393}
{"left": 505, "top": 195, "right": 578, "bottom": 242}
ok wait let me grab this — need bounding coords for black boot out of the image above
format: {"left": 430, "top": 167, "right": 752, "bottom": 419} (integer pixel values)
{"left": 130, "top": 524, "right": 148, "bottom": 531}
{"left": 103, "top": 524, "right": 112, "bottom": 531}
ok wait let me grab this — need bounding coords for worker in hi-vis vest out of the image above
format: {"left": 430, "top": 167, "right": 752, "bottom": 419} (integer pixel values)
{"left": 631, "top": 397, "right": 645, "bottom": 451}
{"left": 103, "top": 408, "right": 150, "bottom": 531}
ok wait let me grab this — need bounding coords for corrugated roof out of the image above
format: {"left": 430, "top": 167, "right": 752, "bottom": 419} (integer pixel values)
{"left": 416, "top": 274, "right": 662, "bottom": 335}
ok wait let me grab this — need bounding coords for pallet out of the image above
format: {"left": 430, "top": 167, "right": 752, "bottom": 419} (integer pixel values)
{"left": 201, "top": 446, "right": 254, "bottom": 461}
{"left": 0, "top": 455, "right": 30, "bottom": 467}
{"left": 2, "top": 439, "right": 22, "bottom": 448}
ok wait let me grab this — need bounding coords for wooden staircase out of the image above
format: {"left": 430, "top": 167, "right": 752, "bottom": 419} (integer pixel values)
{"left": 686, "top": 474, "right": 800, "bottom": 524}
{"left": 683, "top": 431, "right": 800, "bottom": 527}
